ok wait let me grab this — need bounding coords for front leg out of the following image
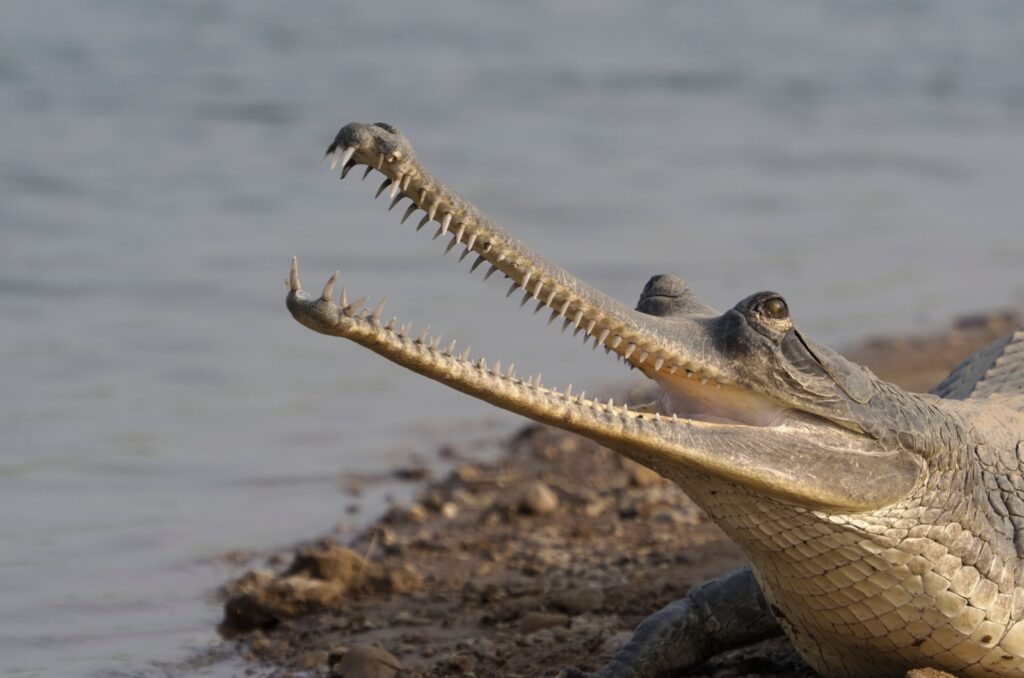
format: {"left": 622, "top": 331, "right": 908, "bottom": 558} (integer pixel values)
{"left": 564, "top": 565, "right": 782, "bottom": 677}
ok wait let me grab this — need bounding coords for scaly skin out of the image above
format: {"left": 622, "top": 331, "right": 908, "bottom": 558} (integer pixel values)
{"left": 285, "top": 122, "right": 1024, "bottom": 677}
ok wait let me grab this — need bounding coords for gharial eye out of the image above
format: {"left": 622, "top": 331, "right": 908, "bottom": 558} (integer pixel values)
{"left": 760, "top": 296, "right": 789, "bottom": 321}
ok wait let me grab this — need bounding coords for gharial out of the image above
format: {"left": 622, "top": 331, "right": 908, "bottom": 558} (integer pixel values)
{"left": 285, "top": 122, "right": 1024, "bottom": 677}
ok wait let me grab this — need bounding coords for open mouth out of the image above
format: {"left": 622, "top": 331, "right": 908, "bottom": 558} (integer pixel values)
{"left": 286, "top": 125, "right": 785, "bottom": 430}
{"left": 285, "top": 122, "right": 924, "bottom": 512}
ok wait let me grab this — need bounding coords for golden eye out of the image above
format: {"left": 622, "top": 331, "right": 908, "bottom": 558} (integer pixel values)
{"left": 761, "top": 296, "right": 789, "bottom": 321}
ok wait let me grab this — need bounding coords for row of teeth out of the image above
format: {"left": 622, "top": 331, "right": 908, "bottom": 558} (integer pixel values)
{"left": 324, "top": 144, "right": 724, "bottom": 388}
{"left": 294, "top": 259, "right": 708, "bottom": 423}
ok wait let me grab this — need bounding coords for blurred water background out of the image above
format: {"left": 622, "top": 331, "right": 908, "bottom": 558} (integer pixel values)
{"left": 2, "top": 1, "right": 1023, "bottom": 675}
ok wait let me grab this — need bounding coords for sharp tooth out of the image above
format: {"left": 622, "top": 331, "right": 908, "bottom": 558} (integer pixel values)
{"left": 585, "top": 319, "right": 597, "bottom": 335}
{"left": 672, "top": 413, "right": 679, "bottom": 422}
{"left": 385, "top": 316, "right": 397, "bottom": 331}
{"left": 369, "top": 298, "right": 387, "bottom": 322}
{"left": 427, "top": 201, "right": 439, "bottom": 222}
{"left": 572, "top": 310, "right": 584, "bottom": 329}
{"left": 654, "top": 357, "right": 665, "bottom": 371}
{"left": 484, "top": 264, "right": 499, "bottom": 281}
{"left": 389, "top": 176, "right": 403, "bottom": 199}
{"left": 388, "top": 194, "right": 404, "bottom": 211}
{"left": 669, "top": 365, "right": 678, "bottom": 374}
{"left": 654, "top": 412, "right": 661, "bottom": 421}
{"left": 326, "top": 149, "right": 340, "bottom": 170}
{"left": 531, "top": 280, "right": 543, "bottom": 300}
{"left": 440, "top": 213, "right": 452, "bottom": 236}
{"left": 288, "top": 256, "right": 301, "bottom": 292}
{"left": 375, "top": 156, "right": 384, "bottom": 171}
{"left": 521, "top": 271, "right": 532, "bottom": 289}
{"left": 559, "top": 299, "right": 571, "bottom": 318}
{"left": 577, "top": 390, "right": 586, "bottom": 403}
{"left": 623, "top": 343, "right": 636, "bottom": 359}
{"left": 334, "top": 146, "right": 355, "bottom": 171}
{"left": 343, "top": 297, "right": 367, "bottom": 317}
{"left": 597, "top": 328, "right": 610, "bottom": 345}
{"left": 495, "top": 253, "right": 506, "bottom": 263}
{"left": 417, "top": 214, "right": 430, "bottom": 231}
{"left": 444, "top": 339, "right": 456, "bottom": 355}
{"left": 430, "top": 335, "right": 442, "bottom": 349}
{"left": 507, "top": 363, "right": 515, "bottom": 379}
{"left": 465, "top": 233, "right": 478, "bottom": 252}
{"left": 362, "top": 166, "right": 373, "bottom": 180}
{"left": 638, "top": 350, "right": 648, "bottom": 364}
{"left": 607, "top": 398, "right": 614, "bottom": 410}
{"left": 339, "top": 287, "right": 348, "bottom": 308}
{"left": 460, "top": 346, "right": 472, "bottom": 361}
{"left": 477, "top": 358, "right": 487, "bottom": 370}
{"left": 376, "top": 178, "right": 392, "bottom": 198}
{"left": 418, "top": 188, "right": 427, "bottom": 203}
{"left": 454, "top": 222, "right": 465, "bottom": 244}
{"left": 611, "top": 336, "right": 623, "bottom": 349}
{"left": 399, "top": 322, "right": 412, "bottom": 337}
{"left": 471, "top": 254, "right": 487, "bottom": 272}
{"left": 401, "top": 203, "right": 419, "bottom": 224}
{"left": 492, "top": 359, "right": 501, "bottom": 375}
{"left": 566, "top": 384, "right": 573, "bottom": 398}
{"left": 507, "top": 281, "right": 520, "bottom": 297}
{"left": 401, "top": 174, "right": 412, "bottom": 191}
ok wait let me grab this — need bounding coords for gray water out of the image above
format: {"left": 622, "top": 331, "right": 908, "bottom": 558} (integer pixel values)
{"left": 3, "top": 1, "right": 1024, "bottom": 675}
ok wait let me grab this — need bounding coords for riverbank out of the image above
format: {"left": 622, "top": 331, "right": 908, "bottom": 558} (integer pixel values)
{"left": 216, "top": 311, "right": 1019, "bottom": 677}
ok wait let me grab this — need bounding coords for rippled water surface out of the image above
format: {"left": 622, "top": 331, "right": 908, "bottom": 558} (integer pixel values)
{"left": 3, "top": 1, "right": 1024, "bottom": 675}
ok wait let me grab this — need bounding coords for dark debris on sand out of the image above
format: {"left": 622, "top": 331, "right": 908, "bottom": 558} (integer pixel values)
{"left": 218, "top": 312, "right": 1017, "bottom": 677}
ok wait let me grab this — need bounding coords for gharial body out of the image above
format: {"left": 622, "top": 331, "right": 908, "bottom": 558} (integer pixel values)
{"left": 285, "top": 122, "right": 1024, "bottom": 677}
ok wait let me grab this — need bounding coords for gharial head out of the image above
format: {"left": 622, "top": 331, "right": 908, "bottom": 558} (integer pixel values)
{"left": 287, "top": 122, "right": 929, "bottom": 517}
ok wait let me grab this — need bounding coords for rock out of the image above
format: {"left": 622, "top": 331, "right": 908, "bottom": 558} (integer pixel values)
{"left": 519, "top": 611, "right": 570, "bottom": 635}
{"left": 520, "top": 481, "right": 559, "bottom": 515}
{"left": 905, "top": 670, "right": 959, "bottom": 678}
{"left": 285, "top": 545, "right": 374, "bottom": 591}
{"left": 384, "top": 503, "right": 428, "bottom": 525}
{"left": 549, "top": 587, "right": 604, "bottom": 615}
{"left": 383, "top": 564, "right": 423, "bottom": 594}
{"left": 331, "top": 644, "right": 402, "bottom": 678}
{"left": 298, "top": 650, "right": 330, "bottom": 669}
{"left": 629, "top": 463, "right": 663, "bottom": 487}
{"left": 392, "top": 465, "right": 432, "bottom": 481}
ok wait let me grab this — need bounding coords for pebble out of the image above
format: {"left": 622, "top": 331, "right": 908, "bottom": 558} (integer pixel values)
{"left": 519, "top": 611, "right": 570, "bottom": 635}
{"left": 549, "top": 587, "right": 604, "bottom": 615}
{"left": 331, "top": 644, "right": 402, "bottom": 678}
{"left": 520, "top": 481, "right": 559, "bottom": 515}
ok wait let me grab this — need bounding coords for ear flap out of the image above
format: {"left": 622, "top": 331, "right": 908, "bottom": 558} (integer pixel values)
{"left": 795, "top": 331, "right": 875, "bottom": 404}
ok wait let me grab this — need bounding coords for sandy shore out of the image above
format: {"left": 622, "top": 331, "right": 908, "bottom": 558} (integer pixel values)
{"left": 216, "top": 311, "right": 1018, "bottom": 677}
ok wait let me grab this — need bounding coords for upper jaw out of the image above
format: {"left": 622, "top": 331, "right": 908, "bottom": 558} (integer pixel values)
{"left": 324, "top": 122, "right": 737, "bottom": 387}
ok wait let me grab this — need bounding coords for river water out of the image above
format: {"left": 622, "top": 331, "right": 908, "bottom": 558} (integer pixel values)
{"left": 2, "top": 1, "right": 1023, "bottom": 676}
